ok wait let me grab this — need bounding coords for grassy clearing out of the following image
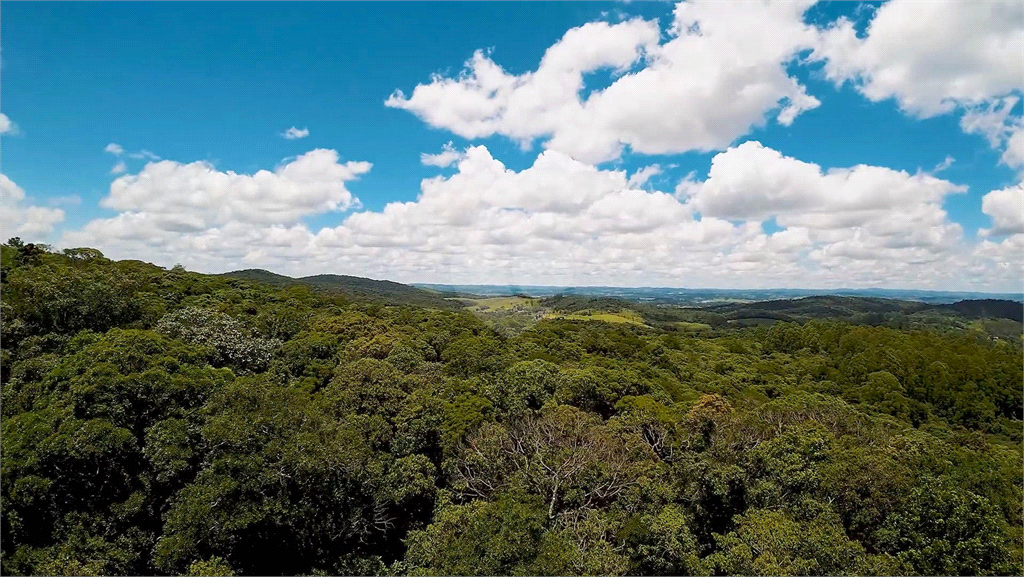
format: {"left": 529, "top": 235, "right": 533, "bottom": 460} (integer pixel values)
{"left": 545, "top": 310, "right": 647, "bottom": 326}
{"left": 454, "top": 296, "right": 540, "bottom": 312}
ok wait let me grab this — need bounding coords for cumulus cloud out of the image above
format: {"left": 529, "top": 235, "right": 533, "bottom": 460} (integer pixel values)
{"left": 421, "top": 142, "right": 465, "bottom": 167}
{"left": 0, "top": 113, "right": 17, "bottom": 135}
{"left": 682, "top": 142, "right": 970, "bottom": 280}
{"left": 282, "top": 127, "right": 310, "bottom": 140}
{"left": 389, "top": 1, "right": 1021, "bottom": 169}
{"left": 960, "top": 97, "right": 1024, "bottom": 171}
{"left": 971, "top": 228, "right": 1024, "bottom": 289}
{"left": 814, "top": 0, "right": 1023, "bottom": 116}
{"left": 95, "top": 149, "right": 370, "bottom": 233}
{"left": 387, "top": 1, "right": 821, "bottom": 163}
{"left": 980, "top": 183, "right": 1024, "bottom": 236}
{"left": 1005, "top": 128, "right": 1024, "bottom": 171}
{"left": 687, "top": 141, "right": 965, "bottom": 232}
{"left": 105, "top": 143, "right": 125, "bottom": 155}
{"left": 62, "top": 143, "right": 1012, "bottom": 291}
{"left": 814, "top": 0, "right": 1024, "bottom": 168}
{"left": 0, "top": 174, "right": 65, "bottom": 238}
{"left": 110, "top": 161, "right": 128, "bottom": 175}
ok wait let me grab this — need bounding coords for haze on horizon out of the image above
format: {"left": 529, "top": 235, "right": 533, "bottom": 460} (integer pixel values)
{"left": 1, "top": 0, "right": 1022, "bottom": 292}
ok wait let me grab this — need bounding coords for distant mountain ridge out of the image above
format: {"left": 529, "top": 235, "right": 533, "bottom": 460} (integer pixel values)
{"left": 222, "top": 269, "right": 463, "bottom": 310}
{"left": 222, "top": 270, "right": 1022, "bottom": 323}
{"left": 936, "top": 299, "right": 1024, "bottom": 323}
{"left": 702, "top": 295, "right": 1023, "bottom": 322}
{"left": 416, "top": 283, "right": 1024, "bottom": 305}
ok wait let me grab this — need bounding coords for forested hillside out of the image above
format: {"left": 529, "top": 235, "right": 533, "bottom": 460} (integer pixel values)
{"left": 2, "top": 240, "right": 1022, "bottom": 576}
{"left": 222, "top": 269, "right": 462, "bottom": 310}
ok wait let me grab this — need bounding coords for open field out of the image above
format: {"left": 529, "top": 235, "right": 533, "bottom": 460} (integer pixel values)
{"left": 544, "top": 310, "right": 647, "bottom": 325}
{"left": 450, "top": 296, "right": 540, "bottom": 312}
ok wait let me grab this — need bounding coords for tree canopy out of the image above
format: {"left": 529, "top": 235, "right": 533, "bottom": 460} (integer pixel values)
{"left": 2, "top": 240, "right": 1021, "bottom": 576}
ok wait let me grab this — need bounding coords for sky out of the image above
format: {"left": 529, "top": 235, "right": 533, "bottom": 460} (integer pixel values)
{"left": 1, "top": 0, "right": 1022, "bottom": 291}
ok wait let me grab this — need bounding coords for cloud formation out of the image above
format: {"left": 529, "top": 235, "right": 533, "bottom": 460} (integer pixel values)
{"left": 282, "top": 127, "right": 310, "bottom": 140}
{"left": 96, "top": 149, "right": 370, "bottom": 233}
{"left": 421, "top": 142, "right": 465, "bottom": 167}
{"left": 387, "top": 1, "right": 821, "bottom": 163}
{"left": 128, "top": 149, "right": 161, "bottom": 161}
{"left": 0, "top": 113, "right": 17, "bottom": 135}
{"left": 814, "top": 0, "right": 1023, "bottom": 166}
{"left": 389, "top": 0, "right": 1022, "bottom": 169}
{"left": 981, "top": 184, "right": 1024, "bottom": 237}
{"left": 1, "top": 174, "right": 65, "bottom": 238}
{"left": 813, "top": 0, "right": 1023, "bottom": 117}
{"left": 62, "top": 143, "right": 1019, "bottom": 291}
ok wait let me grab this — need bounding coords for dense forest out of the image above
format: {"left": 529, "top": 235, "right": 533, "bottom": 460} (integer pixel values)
{"left": 1, "top": 239, "right": 1022, "bottom": 576}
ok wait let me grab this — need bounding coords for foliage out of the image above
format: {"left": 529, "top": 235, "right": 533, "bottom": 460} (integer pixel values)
{"left": 1, "top": 241, "right": 1021, "bottom": 576}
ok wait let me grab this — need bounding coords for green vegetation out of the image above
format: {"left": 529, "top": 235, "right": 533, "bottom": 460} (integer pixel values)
{"left": 455, "top": 296, "right": 540, "bottom": 313}
{"left": 222, "top": 269, "right": 463, "bottom": 310}
{"left": 544, "top": 310, "right": 646, "bottom": 325}
{"left": 2, "top": 239, "right": 1022, "bottom": 576}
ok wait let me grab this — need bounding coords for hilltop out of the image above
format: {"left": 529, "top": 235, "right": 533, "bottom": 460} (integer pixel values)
{"left": 222, "top": 269, "right": 463, "bottom": 310}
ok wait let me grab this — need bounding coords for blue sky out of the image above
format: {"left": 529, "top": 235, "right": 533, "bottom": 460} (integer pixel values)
{"left": 1, "top": 1, "right": 1022, "bottom": 290}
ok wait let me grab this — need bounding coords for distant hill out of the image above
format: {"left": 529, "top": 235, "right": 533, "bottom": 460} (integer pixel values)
{"left": 222, "top": 269, "right": 464, "bottom": 310}
{"left": 936, "top": 299, "right": 1023, "bottom": 322}
{"left": 416, "top": 283, "right": 1024, "bottom": 305}
{"left": 704, "top": 295, "right": 926, "bottom": 322}
{"left": 223, "top": 269, "right": 297, "bottom": 286}
{"left": 702, "top": 296, "right": 1023, "bottom": 324}
{"left": 541, "top": 294, "right": 1023, "bottom": 334}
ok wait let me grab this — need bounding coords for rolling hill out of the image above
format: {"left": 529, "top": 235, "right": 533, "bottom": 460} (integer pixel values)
{"left": 935, "top": 299, "right": 1024, "bottom": 322}
{"left": 222, "top": 269, "right": 464, "bottom": 310}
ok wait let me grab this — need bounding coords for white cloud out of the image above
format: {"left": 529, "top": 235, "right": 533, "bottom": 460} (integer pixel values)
{"left": 627, "top": 164, "right": 661, "bottom": 188}
{"left": 814, "top": 0, "right": 1023, "bottom": 169}
{"left": 282, "top": 127, "right": 310, "bottom": 140}
{"left": 682, "top": 142, "right": 968, "bottom": 277}
{"left": 0, "top": 174, "right": 65, "bottom": 238}
{"left": 972, "top": 232, "right": 1024, "bottom": 287}
{"left": 387, "top": 1, "right": 821, "bottom": 163}
{"left": 110, "top": 161, "right": 128, "bottom": 175}
{"left": 932, "top": 155, "right": 955, "bottom": 173}
{"left": 813, "top": 0, "right": 1024, "bottom": 117}
{"left": 106, "top": 143, "right": 160, "bottom": 161}
{"left": 960, "top": 98, "right": 1020, "bottom": 148}
{"left": 687, "top": 141, "right": 965, "bottom": 231}
{"left": 960, "top": 97, "right": 1024, "bottom": 171}
{"left": 0, "top": 113, "right": 17, "bottom": 135}
{"left": 1004, "top": 128, "right": 1024, "bottom": 171}
{"left": 980, "top": 183, "right": 1024, "bottom": 236}
{"left": 62, "top": 143, "right": 1016, "bottom": 291}
{"left": 0, "top": 174, "right": 25, "bottom": 203}
{"left": 96, "top": 149, "right": 370, "bottom": 232}
{"left": 128, "top": 149, "right": 161, "bottom": 161}
{"left": 421, "top": 142, "right": 465, "bottom": 167}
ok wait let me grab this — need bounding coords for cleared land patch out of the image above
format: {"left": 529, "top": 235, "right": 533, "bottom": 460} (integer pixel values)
{"left": 544, "top": 310, "right": 647, "bottom": 325}
{"left": 450, "top": 296, "right": 540, "bottom": 312}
